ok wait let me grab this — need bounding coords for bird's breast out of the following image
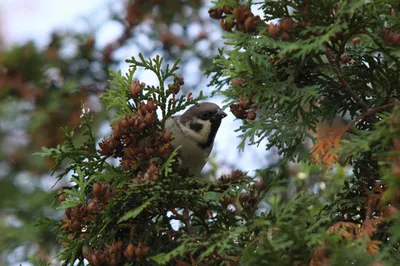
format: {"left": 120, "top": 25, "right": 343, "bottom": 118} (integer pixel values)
{"left": 165, "top": 117, "right": 213, "bottom": 175}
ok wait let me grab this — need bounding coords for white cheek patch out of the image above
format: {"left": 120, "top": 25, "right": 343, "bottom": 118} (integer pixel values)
{"left": 183, "top": 118, "right": 212, "bottom": 144}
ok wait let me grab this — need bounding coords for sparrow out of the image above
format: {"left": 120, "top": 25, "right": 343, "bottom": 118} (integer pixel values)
{"left": 165, "top": 102, "right": 227, "bottom": 176}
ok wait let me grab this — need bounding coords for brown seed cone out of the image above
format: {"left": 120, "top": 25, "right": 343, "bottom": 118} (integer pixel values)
{"left": 177, "top": 76, "right": 184, "bottom": 85}
{"left": 91, "top": 253, "right": 100, "bottom": 266}
{"left": 247, "top": 111, "right": 256, "bottom": 121}
{"left": 267, "top": 23, "right": 281, "bottom": 38}
{"left": 233, "top": 5, "right": 252, "bottom": 23}
{"left": 208, "top": 8, "right": 223, "bottom": 19}
{"left": 220, "top": 19, "right": 235, "bottom": 32}
{"left": 124, "top": 243, "right": 136, "bottom": 260}
{"left": 393, "top": 33, "right": 400, "bottom": 45}
{"left": 255, "top": 180, "right": 266, "bottom": 190}
{"left": 341, "top": 55, "right": 350, "bottom": 64}
{"left": 70, "top": 221, "right": 81, "bottom": 231}
{"left": 280, "top": 17, "right": 294, "bottom": 33}
{"left": 147, "top": 100, "right": 156, "bottom": 111}
{"left": 281, "top": 32, "right": 290, "bottom": 41}
{"left": 220, "top": 196, "right": 233, "bottom": 207}
{"left": 383, "top": 205, "right": 398, "bottom": 218}
{"left": 135, "top": 246, "right": 143, "bottom": 259}
{"left": 231, "top": 78, "right": 244, "bottom": 87}
{"left": 93, "top": 183, "right": 102, "bottom": 199}
{"left": 230, "top": 103, "right": 247, "bottom": 119}
{"left": 162, "top": 130, "right": 172, "bottom": 142}
{"left": 145, "top": 112, "right": 154, "bottom": 124}
{"left": 231, "top": 170, "right": 248, "bottom": 181}
{"left": 352, "top": 37, "right": 360, "bottom": 46}
{"left": 58, "top": 193, "right": 65, "bottom": 202}
{"left": 141, "top": 245, "right": 150, "bottom": 257}
{"left": 239, "top": 99, "right": 250, "bottom": 110}
{"left": 130, "top": 80, "right": 142, "bottom": 97}
{"left": 87, "top": 201, "right": 96, "bottom": 213}
{"left": 244, "top": 15, "right": 261, "bottom": 33}
{"left": 173, "top": 84, "right": 181, "bottom": 94}
{"left": 61, "top": 218, "right": 71, "bottom": 230}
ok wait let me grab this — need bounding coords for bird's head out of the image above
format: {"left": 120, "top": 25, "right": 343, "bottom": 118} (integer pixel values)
{"left": 180, "top": 102, "right": 227, "bottom": 149}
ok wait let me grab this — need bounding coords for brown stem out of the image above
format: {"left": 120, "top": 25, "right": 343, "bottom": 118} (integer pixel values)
{"left": 170, "top": 208, "right": 183, "bottom": 219}
{"left": 385, "top": 86, "right": 394, "bottom": 104}
{"left": 183, "top": 206, "right": 196, "bottom": 236}
{"left": 346, "top": 101, "right": 400, "bottom": 130}
{"left": 169, "top": 208, "right": 196, "bottom": 236}
{"left": 215, "top": 253, "right": 239, "bottom": 265}
{"left": 190, "top": 255, "right": 196, "bottom": 266}
{"left": 326, "top": 49, "right": 369, "bottom": 112}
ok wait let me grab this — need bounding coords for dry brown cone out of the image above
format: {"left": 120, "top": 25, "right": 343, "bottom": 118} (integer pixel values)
{"left": 280, "top": 17, "right": 295, "bottom": 33}
{"left": 61, "top": 205, "right": 88, "bottom": 232}
{"left": 219, "top": 170, "right": 249, "bottom": 185}
{"left": 208, "top": 7, "right": 224, "bottom": 19}
{"left": 124, "top": 243, "right": 136, "bottom": 261}
{"left": 105, "top": 241, "right": 124, "bottom": 266}
{"left": 267, "top": 23, "right": 281, "bottom": 39}
{"left": 230, "top": 103, "right": 248, "bottom": 119}
{"left": 221, "top": 18, "right": 236, "bottom": 32}
{"left": 381, "top": 27, "right": 400, "bottom": 47}
{"left": 98, "top": 98, "right": 173, "bottom": 175}
{"left": 243, "top": 15, "right": 261, "bottom": 33}
{"left": 233, "top": 5, "right": 252, "bottom": 24}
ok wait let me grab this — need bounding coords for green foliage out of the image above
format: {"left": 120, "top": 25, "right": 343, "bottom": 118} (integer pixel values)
{"left": 41, "top": 54, "right": 248, "bottom": 265}
{"left": 209, "top": 0, "right": 400, "bottom": 161}
{"left": 35, "top": 0, "right": 400, "bottom": 265}
{"left": 36, "top": 112, "right": 105, "bottom": 183}
{"left": 205, "top": 0, "right": 400, "bottom": 265}
{"left": 101, "top": 69, "right": 136, "bottom": 121}
{"left": 0, "top": 0, "right": 224, "bottom": 264}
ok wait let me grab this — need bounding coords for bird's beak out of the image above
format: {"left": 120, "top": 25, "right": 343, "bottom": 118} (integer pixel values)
{"left": 216, "top": 109, "right": 227, "bottom": 119}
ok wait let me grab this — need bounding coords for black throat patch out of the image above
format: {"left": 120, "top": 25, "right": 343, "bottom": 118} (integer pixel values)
{"left": 198, "top": 119, "right": 221, "bottom": 149}
{"left": 189, "top": 122, "right": 203, "bottom": 132}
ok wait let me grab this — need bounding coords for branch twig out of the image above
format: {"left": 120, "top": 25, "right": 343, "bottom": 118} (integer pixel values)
{"left": 170, "top": 208, "right": 183, "bottom": 219}
{"left": 215, "top": 253, "right": 239, "bottom": 265}
{"left": 346, "top": 101, "right": 400, "bottom": 130}
{"left": 170, "top": 207, "right": 196, "bottom": 236}
{"left": 326, "top": 49, "right": 369, "bottom": 112}
{"left": 183, "top": 206, "right": 196, "bottom": 236}
{"left": 190, "top": 255, "right": 196, "bottom": 266}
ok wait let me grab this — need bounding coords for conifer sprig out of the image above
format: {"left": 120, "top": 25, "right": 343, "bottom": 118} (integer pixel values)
{"left": 39, "top": 54, "right": 270, "bottom": 265}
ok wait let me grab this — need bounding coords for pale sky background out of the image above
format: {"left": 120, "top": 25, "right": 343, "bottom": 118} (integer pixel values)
{"left": 1, "top": 0, "right": 272, "bottom": 177}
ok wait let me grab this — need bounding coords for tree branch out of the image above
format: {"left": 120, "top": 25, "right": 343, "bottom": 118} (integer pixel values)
{"left": 183, "top": 206, "right": 196, "bottom": 236}
{"left": 169, "top": 207, "right": 196, "bottom": 236}
{"left": 326, "top": 49, "right": 369, "bottom": 112}
{"left": 215, "top": 253, "right": 239, "bottom": 265}
{"left": 190, "top": 255, "right": 196, "bottom": 266}
{"left": 346, "top": 101, "right": 400, "bottom": 130}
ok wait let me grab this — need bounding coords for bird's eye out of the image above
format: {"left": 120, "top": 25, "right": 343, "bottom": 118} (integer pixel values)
{"left": 200, "top": 112, "right": 210, "bottom": 119}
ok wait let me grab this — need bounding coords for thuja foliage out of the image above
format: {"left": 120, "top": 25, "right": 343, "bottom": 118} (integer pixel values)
{"left": 206, "top": 0, "right": 400, "bottom": 265}
{"left": 40, "top": 54, "right": 272, "bottom": 265}
{"left": 42, "top": 0, "right": 400, "bottom": 265}
{"left": 1, "top": 0, "right": 222, "bottom": 260}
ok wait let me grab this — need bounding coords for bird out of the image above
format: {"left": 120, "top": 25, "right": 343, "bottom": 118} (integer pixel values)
{"left": 164, "top": 102, "right": 227, "bottom": 176}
